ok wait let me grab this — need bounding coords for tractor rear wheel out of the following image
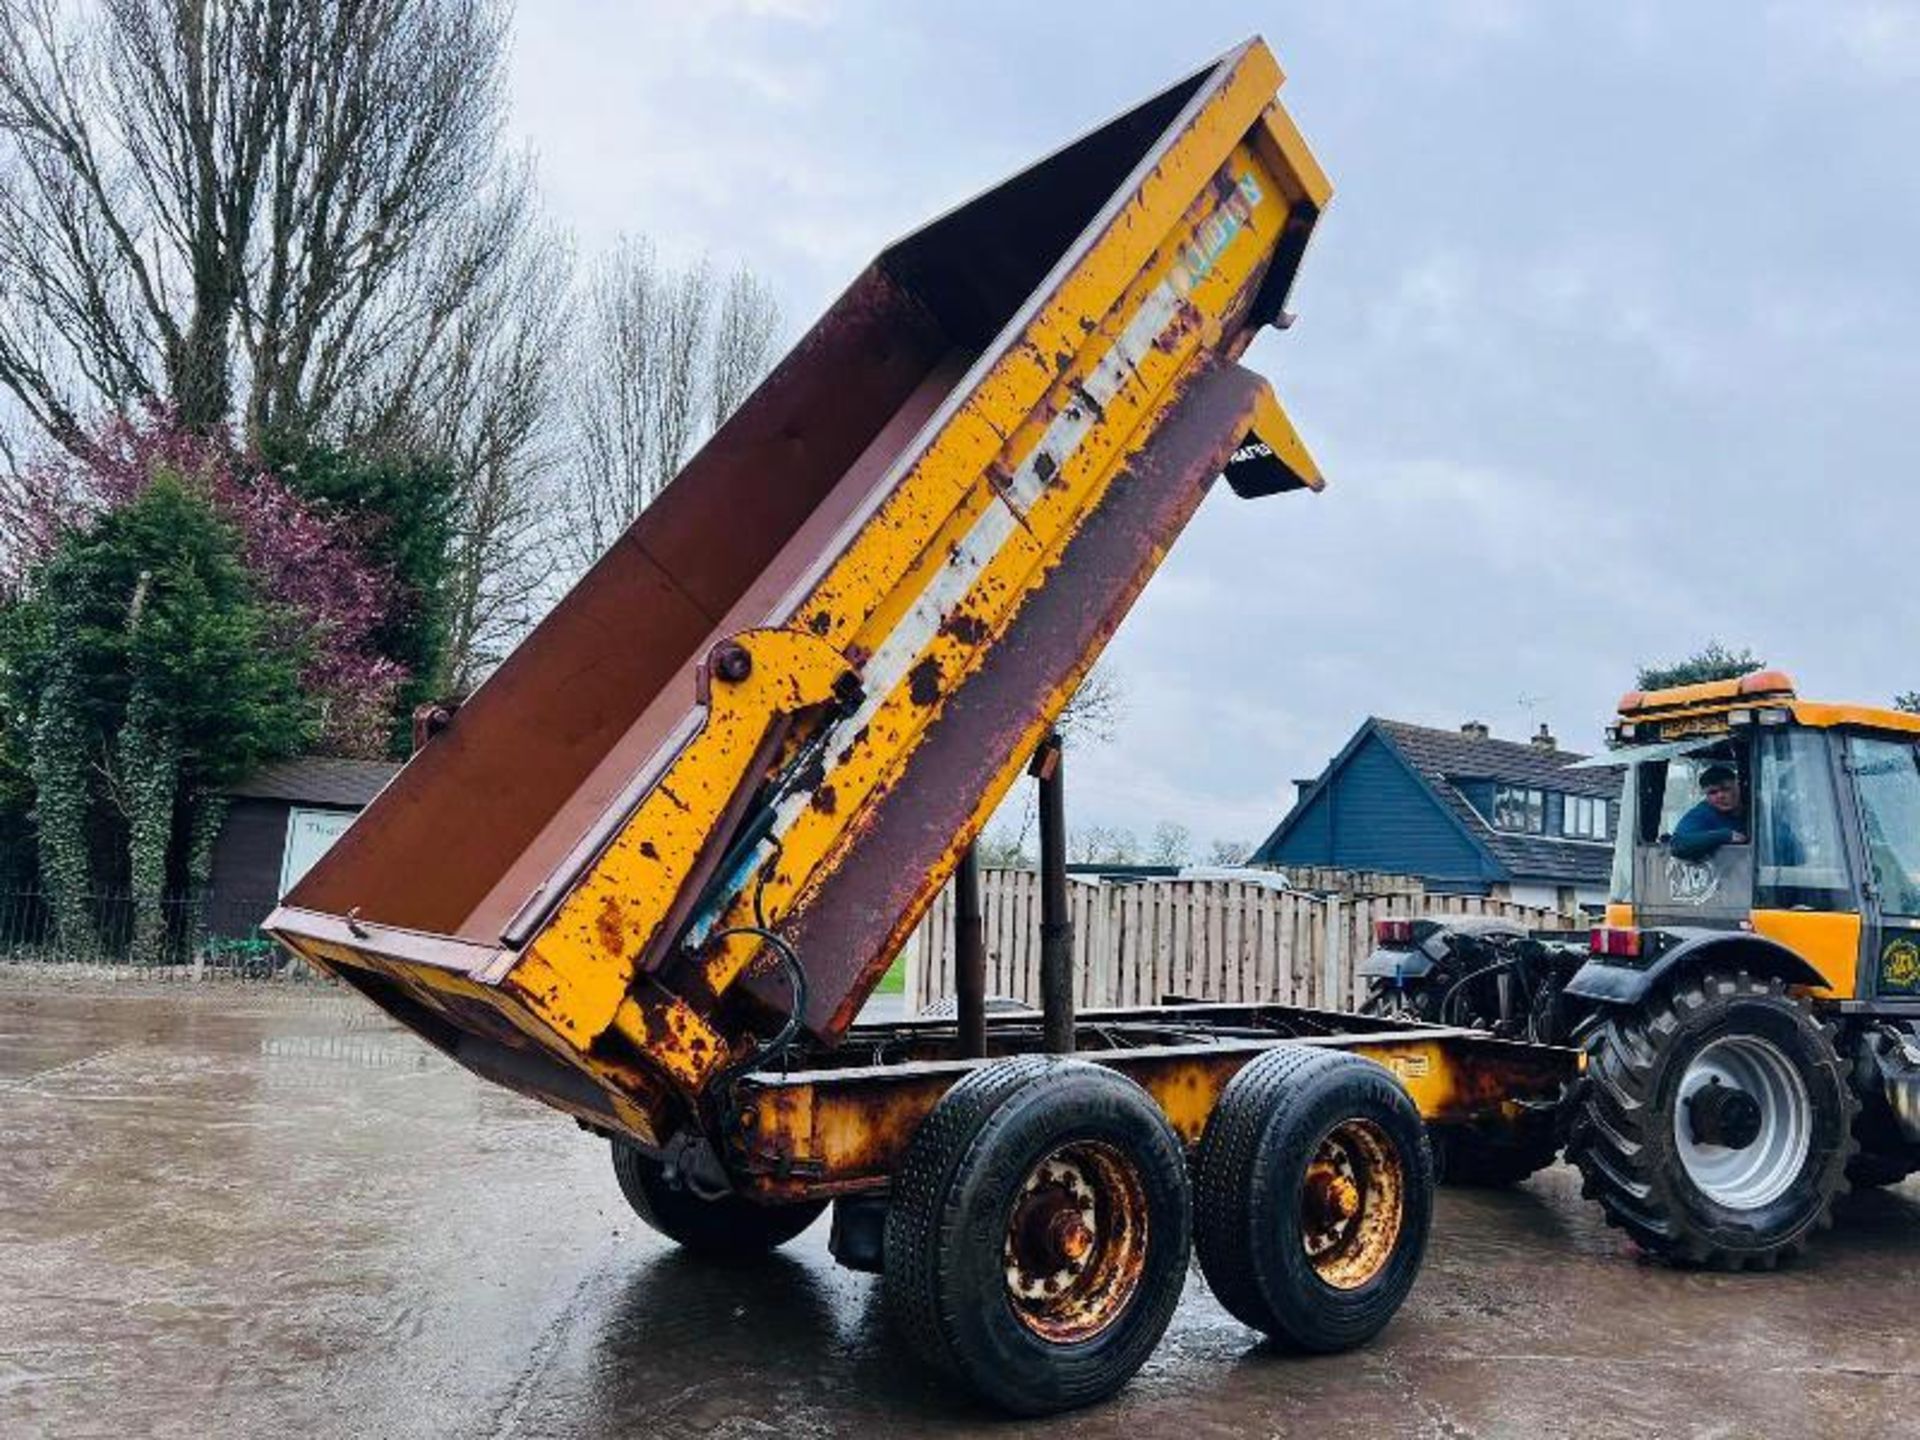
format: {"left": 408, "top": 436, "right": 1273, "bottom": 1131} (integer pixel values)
{"left": 610, "top": 1139, "right": 826, "bottom": 1257}
{"left": 1567, "top": 970, "right": 1854, "bottom": 1269}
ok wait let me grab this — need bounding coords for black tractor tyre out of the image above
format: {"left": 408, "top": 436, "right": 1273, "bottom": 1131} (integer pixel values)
{"left": 1360, "top": 978, "right": 1443, "bottom": 1026}
{"left": 1566, "top": 970, "right": 1855, "bottom": 1270}
{"left": 1193, "top": 1046, "right": 1434, "bottom": 1353}
{"left": 1846, "top": 1068, "right": 1919, "bottom": 1189}
{"left": 1364, "top": 974, "right": 1555, "bottom": 1189}
{"left": 883, "top": 1057, "right": 1192, "bottom": 1416}
{"left": 1847, "top": 1149, "right": 1918, "bottom": 1189}
{"left": 1432, "top": 1125, "right": 1560, "bottom": 1188}
{"left": 610, "top": 1139, "right": 826, "bottom": 1257}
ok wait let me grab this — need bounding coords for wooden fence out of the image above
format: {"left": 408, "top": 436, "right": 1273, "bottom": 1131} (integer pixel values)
{"left": 902, "top": 870, "right": 1568, "bottom": 1015}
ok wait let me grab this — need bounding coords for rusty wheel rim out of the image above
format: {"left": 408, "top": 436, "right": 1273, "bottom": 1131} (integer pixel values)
{"left": 1300, "top": 1118, "right": 1405, "bottom": 1290}
{"left": 1002, "top": 1141, "right": 1149, "bottom": 1343}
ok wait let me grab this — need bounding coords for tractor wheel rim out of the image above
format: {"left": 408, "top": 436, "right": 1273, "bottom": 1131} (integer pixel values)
{"left": 1674, "top": 1033, "right": 1811, "bottom": 1209}
{"left": 1002, "top": 1141, "right": 1148, "bottom": 1343}
{"left": 1300, "top": 1118, "right": 1406, "bottom": 1290}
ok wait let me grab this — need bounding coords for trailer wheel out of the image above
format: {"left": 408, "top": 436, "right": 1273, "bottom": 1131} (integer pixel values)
{"left": 1567, "top": 970, "right": 1854, "bottom": 1269}
{"left": 883, "top": 1057, "right": 1191, "bottom": 1416}
{"left": 610, "top": 1139, "right": 826, "bottom": 1256}
{"left": 1193, "top": 1046, "right": 1433, "bottom": 1352}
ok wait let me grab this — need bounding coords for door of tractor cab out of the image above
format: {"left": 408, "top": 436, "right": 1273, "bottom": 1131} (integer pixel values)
{"left": 1745, "top": 725, "right": 1861, "bottom": 996}
{"left": 1840, "top": 732, "right": 1920, "bottom": 999}
{"left": 1627, "top": 739, "right": 1756, "bottom": 928}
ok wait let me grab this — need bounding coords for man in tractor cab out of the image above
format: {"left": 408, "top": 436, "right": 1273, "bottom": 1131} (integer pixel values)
{"left": 1670, "top": 763, "right": 1747, "bottom": 860}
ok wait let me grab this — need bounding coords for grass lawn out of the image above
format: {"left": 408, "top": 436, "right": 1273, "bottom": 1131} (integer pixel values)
{"left": 874, "top": 954, "right": 906, "bottom": 994}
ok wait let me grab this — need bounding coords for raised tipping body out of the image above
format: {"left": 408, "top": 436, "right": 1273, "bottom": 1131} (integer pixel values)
{"left": 266, "top": 39, "right": 1333, "bottom": 1142}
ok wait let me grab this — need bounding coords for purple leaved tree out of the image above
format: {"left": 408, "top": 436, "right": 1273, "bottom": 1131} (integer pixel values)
{"left": 6, "top": 408, "right": 406, "bottom": 757}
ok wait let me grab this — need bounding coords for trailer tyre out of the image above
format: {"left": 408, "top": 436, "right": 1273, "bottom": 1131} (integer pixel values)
{"left": 1567, "top": 969, "right": 1854, "bottom": 1269}
{"left": 883, "top": 1057, "right": 1191, "bottom": 1416}
{"left": 1193, "top": 1046, "right": 1433, "bottom": 1352}
{"left": 610, "top": 1139, "right": 826, "bottom": 1257}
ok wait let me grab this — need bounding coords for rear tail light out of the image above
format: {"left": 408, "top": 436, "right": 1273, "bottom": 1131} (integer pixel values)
{"left": 1590, "top": 926, "right": 1641, "bottom": 959}
{"left": 1375, "top": 918, "right": 1415, "bottom": 945}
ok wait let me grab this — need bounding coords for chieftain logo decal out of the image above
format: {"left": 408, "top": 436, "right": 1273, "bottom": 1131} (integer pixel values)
{"left": 1883, "top": 938, "right": 1920, "bottom": 993}
{"left": 1665, "top": 855, "right": 1721, "bottom": 906}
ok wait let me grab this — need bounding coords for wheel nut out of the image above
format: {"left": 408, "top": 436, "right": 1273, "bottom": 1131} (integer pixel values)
{"left": 1306, "top": 1170, "right": 1360, "bottom": 1226}
{"left": 1050, "top": 1210, "right": 1094, "bottom": 1266}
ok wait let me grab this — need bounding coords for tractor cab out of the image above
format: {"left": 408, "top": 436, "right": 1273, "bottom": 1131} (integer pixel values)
{"left": 1583, "top": 670, "right": 1920, "bottom": 1001}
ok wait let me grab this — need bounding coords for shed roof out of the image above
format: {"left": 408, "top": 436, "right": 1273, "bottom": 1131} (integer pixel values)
{"left": 224, "top": 756, "right": 399, "bottom": 808}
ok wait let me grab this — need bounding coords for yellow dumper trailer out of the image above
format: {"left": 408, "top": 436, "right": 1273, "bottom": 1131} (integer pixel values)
{"left": 267, "top": 40, "right": 1574, "bottom": 1413}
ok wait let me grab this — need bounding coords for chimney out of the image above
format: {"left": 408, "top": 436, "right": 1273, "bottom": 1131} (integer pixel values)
{"left": 1531, "top": 723, "right": 1557, "bottom": 752}
{"left": 1293, "top": 778, "right": 1316, "bottom": 802}
{"left": 1460, "top": 720, "right": 1489, "bottom": 741}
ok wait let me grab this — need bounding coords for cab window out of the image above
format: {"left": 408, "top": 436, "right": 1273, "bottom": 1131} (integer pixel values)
{"left": 1635, "top": 748, "right": 1745, "bottom": 844}
{"left": 1752, "top": 728, "right": 1851, "bottom": 911}
{"left": 1608, "top": 774, "right": 1636, "bottom": 903}
{"left": 1852, "top": 737, "right": 1920, "bottom": 917}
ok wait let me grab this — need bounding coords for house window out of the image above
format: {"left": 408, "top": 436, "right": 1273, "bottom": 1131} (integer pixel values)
{"left": 1492, "top": 785, "right": 1545, "bottom": 833}
{"left": 1562, "top": 795, "right": 1608, "bottom": 840}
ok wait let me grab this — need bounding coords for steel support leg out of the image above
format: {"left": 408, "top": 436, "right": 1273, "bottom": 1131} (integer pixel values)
{"left": 1032, "top": 733, "right": 1075, "bottom": 1054}
{"left": 955, "top": 843, "right": 987, "bottom": 1058}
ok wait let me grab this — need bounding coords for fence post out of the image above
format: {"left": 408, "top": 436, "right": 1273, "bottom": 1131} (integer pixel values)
{"left": 1323, "top": 896, "right": 1343, "bottom": 1011}
{"left": 902, "top": 909, "right": 924, "bottom": 1013}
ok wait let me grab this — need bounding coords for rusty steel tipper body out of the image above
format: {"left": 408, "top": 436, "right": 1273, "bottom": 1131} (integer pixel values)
{"left": 265, "top": 40, "right": 1577, "bottom": 1412}
{"left": 267, "top": 39, "right": 1349, "bottom": 1134}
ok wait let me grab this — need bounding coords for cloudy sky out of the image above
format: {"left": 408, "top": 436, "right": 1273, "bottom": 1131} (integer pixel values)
{"left": 509, "top": 1, "right": 1920, "bottom": 854}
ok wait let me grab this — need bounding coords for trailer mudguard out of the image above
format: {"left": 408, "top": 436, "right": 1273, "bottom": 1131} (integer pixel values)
{"left": 1564, "top": 929, "right": 1829, "bottom": 1006}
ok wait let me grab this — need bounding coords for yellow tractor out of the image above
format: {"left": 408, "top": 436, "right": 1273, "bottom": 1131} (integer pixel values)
{"left": 1366, "top": 670, "right": 1920, "bottom": 1268}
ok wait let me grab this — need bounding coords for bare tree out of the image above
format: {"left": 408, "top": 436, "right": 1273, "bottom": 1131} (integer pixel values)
{"left": 1069, "top": 824, "right": 1138, "bottom": 865}
{"left": 1205, "top": 839, "right": 1252, "bottom": 866}
{"left": 556, "top": 239, "right": 781, "bottom": 576}
{"left": 975, "top": 825, "right": 1031, "bottom": 869}
{"left": 1147, "top": 820, "right": 1191, "bottom": 867}
{"left": 0, "top": 0, "right": 518, "bottom": 451}
{"left": 1055, "top": 664, "right": 1124, "bottom": 748}
{"left": 708, "top": 269, "right": 780, "bottom": 428}
{"left": 389, "top": 219, "right": 572, "bottom": 694}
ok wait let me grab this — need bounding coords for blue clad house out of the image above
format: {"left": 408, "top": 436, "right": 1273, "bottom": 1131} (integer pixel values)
{"left": 1252, "top": 718, "right": 1622, "bottom": 912}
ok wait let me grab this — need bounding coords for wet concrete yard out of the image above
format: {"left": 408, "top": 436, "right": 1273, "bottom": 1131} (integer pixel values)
{"left": 6, "top": 981, "right": 1920, "bottom": 1439}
